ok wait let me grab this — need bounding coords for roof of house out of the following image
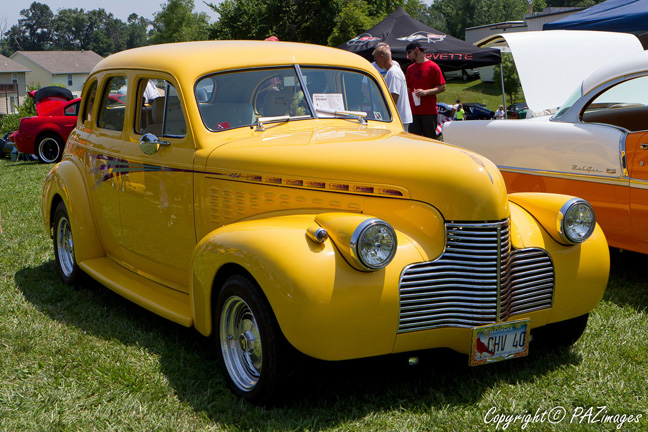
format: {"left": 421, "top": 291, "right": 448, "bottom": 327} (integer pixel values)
{"left": 0, "top": 54, "right": 31, "bottom": 73}
{"left": 10, "top": 50, "right": 103, "bottom": 74}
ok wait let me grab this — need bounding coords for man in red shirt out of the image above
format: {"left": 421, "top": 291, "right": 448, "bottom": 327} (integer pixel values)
{"left": 405, "top": 41, "right": 446, "bottom": 139}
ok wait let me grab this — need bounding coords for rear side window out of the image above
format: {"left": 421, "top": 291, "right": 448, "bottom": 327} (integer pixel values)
{"left": 65, "top": 101, "right": 80, "bottom": 116}
{"left": 98, "top": 76, "right": 128, "bottom": 131}
{"left": 82, "top": 81, "right": 97, "bottom": 123}
{"left": 582, "top": 75, "right": 648, "bottom": 132}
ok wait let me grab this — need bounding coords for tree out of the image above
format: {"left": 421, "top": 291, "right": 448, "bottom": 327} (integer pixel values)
{"left": 6, "top": 2, "right": 54, "bottom": 51}
{"left": 125, "top": 14, "right": 150, "bottom": 49}
{"left": 327, "top": 0, "right": 376, "bottom": 47}
{"left": 494, "top": 53, "right": 522, "bottom": 105}
{"left": 209, "top": 0, "right": 406, "bottom": 46}
{"left": 150, "top": 0, "right": 210, "bottom": 44}
{"left": 0, "top": 17, "right": 10, "bottom": 56}
{"left": 209, "top": 0, "right": 268, "bottom": 40}
{"left": 210, "top": 0, "right": 338, "bottom": 45}
{"left": 52, "top": 8, "right": 88, "bottom": 50}
{"left": 402, "top": 0, "right": 430, "bottom": 22}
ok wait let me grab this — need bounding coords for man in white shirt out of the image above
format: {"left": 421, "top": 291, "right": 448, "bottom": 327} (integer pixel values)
{"left": 373, "top": 44, "right": 412, "bottom": 131}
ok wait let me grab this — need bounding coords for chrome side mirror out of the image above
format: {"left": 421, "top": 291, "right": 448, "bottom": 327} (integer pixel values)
{"left": 139, "top": 133, "right": 170, "bottom": 155}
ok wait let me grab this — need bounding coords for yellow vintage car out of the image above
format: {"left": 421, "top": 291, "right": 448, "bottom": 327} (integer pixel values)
{"left": 41, "top": 41, "right": 609, "bottom": 404}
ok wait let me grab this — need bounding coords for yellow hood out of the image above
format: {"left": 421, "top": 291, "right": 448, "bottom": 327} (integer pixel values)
{"left": 205, "top": 126, "right": 508, "bottom": 221}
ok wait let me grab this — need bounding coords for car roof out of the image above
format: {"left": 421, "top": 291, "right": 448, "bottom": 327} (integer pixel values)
{"left": 92, "top": 41, "right": 375, "bottom": 82}
{"left": 477, "top": 30, "right": 644, "bottom": 114}
{"left": 582, "top": 50, "right": 648, "bottom": 96}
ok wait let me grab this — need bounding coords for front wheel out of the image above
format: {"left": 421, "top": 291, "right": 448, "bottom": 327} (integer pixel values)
{"left": 53, "top": 201, "right": 82, "bottom": 285}
{"left": 37, "top": 133, "right": 64, "bottom": 163}
{"left": 215, "top": 275, "right": 290, "bottom": 405}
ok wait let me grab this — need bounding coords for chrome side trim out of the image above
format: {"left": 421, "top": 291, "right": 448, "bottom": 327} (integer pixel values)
{"left": 498, "top": 166, "right": 629, "bottom": 186}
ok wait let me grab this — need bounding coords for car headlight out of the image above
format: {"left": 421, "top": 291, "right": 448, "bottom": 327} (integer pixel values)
{"left": 558, "top": 198, "right": 596, "bottom": 244}
{"left": 350, "top": 219, "right": 397, "bottom": 270}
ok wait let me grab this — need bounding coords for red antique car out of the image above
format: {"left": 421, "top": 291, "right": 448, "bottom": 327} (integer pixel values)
{"left": 12, "top": 86, "right": 80, "bottom": 163}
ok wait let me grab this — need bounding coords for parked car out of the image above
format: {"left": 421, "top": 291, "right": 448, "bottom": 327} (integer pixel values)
{"left": 0, "top": 132, "right": 13, "bottom": 158}
{"left": 443, "top": 30, "right": 648, "bottom": 255}
{"left": 463, "top": 102, "right": 494, "bottom": 120}
{"left": 41, "top": 40, "right": 609, "bottom": 404}
{"left": 12, "top": 86, "right": 80, "bottom": 163}
{"left": 444, "top": 68, "right": 480, "bottom": 81}
{"left": 436, "top": 101, "right": 455, "bottom": 118}
{"left": 506, "top": 102, "right": 528, "bottom": 119}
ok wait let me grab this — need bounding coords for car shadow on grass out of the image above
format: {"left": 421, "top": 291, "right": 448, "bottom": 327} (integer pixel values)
{"left": 16, "top": 260, "right": 584, "bottom": 430}
{"left": 605, "top": 248, "right": 648, "bottom": 313}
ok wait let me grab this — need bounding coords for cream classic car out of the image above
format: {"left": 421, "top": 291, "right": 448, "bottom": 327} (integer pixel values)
{"left": 444, "top": 31, "right": 648, "bottom": 254}
{"left": 41, "top": 41, "right": 609, "bottom": 404}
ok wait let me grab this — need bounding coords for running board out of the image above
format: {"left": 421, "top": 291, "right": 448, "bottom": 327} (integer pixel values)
{"left": 79, "top": 257, "right": 192, "bottom": 327}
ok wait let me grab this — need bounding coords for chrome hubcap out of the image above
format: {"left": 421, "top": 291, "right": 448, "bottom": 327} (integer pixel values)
{"left": 220, "top": 296, "right": 262, "bottom": 391}
{"left": 39, "top": 137, "right": 60, "bottom": 163}
{"left": 56, "top": 215, "right": 75, "bottom": 277}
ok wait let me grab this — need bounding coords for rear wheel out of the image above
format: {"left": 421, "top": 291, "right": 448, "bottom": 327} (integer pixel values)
{"left": 215, "top": 274, "right": 290, "bottom": 405}
{"left": 37, "top": 133, "right": 64, "bottom": 163}
{"left": 53, "top": 201, "right": 82, "bottom": 285}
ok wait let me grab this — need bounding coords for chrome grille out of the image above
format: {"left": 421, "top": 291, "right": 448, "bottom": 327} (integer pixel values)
{"left": 398, "top": 220, "right": 554, "bottom": 333}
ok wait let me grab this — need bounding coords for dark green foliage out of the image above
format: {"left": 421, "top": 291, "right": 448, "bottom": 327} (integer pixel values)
{"left": 0, "top": 83, "right": 40, "bottom": 135}
{"left": 150, "top": 0, "right": 210, "bottom": 44}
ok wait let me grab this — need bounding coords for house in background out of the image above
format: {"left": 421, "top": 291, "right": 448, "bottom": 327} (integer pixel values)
{"left": 0, "top": 54, "right": 31, "bottom": 115}
{"left": 9, "top": 50, "right": 103, "bottom": 97}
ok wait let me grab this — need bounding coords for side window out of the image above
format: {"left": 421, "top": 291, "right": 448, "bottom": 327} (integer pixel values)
{"left": 582, "top": 75, "right": 648, "bottom": 132}
{"left": 82, "top": 81, "right": 97, "bottom": 123}
{"left": 98, "top": 76, "right": 127, "bottom": 131}
{"left": 164, "top": 84, "right": 186, "bottom": 136}
{"left": 136, "top": 78, "right": 186, "bottom": 137}
{"left": 65, "top": 101, "right": 80, "bottom": 116}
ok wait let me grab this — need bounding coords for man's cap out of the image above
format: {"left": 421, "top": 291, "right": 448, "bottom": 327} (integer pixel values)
{"left": 406, "top": 41, "right": 424, "bottom": 52}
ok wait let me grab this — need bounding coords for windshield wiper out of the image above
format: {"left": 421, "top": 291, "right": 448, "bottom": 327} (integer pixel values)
{"left": 254, "top": 115, "right": 310, "bottom": 131}
{"left": 316, "top": 108, "right": 367, "bottom": 125}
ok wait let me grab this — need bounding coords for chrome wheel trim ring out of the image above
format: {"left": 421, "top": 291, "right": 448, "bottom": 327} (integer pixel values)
{"left": 56, "top": 215, "right": 75, "bottom": 277}
{"left": 220, "top": 296, "right": 262, "bottom": 391}
{"left": 39, "top": 137, "right": 61, "bottom": 163}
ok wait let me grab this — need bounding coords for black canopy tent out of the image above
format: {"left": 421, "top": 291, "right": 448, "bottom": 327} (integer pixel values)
{"left": 338, "top": 7, "right": 501, "bottom": 71}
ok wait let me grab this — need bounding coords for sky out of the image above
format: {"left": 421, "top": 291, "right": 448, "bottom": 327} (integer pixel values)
{"left": 1, "top": 0, "right": 221, "bottom": 29}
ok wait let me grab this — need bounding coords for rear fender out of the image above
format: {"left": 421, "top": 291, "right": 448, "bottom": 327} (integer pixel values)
{"left": 41, "top": 160, "right": 104, "bottom": 262}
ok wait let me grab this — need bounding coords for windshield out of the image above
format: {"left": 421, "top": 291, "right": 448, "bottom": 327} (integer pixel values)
{"left": 300, "top": 67, "right": 391, "bottom": 122}
{"left": 195, "top": 66, "right": 391, "bottom": 132}
{"left": 552, "top": 85, "right": 583, "bottom": 120}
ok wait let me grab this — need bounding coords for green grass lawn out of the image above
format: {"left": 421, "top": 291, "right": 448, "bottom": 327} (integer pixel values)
{"left": 1, "top": 158, "right": 647, "bottom": 431}
{"left": 440, "top": 79, "right": 516, "bottom": 112}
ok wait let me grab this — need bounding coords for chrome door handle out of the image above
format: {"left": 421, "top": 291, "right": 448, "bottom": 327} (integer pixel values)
{"left": 640, "top": 144, "right": 648, "bottom": 150}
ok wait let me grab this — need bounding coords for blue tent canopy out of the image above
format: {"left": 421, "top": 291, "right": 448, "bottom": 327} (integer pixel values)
{"left": 544, "top": 0, "right": 648, "bottom": 34}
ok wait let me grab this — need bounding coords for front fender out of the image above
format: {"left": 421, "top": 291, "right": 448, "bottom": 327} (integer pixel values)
{"left": 191, "top": 213, "right": 427, "bottom": 361}
{"left": 41, "top": 160, "right": 104, "bottom": 262}
{"left": 509, "top": 200, "right": 609, "bottom": 323}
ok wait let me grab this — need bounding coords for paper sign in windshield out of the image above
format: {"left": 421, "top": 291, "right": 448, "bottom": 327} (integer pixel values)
{"left": 313, "top": 93, "right": 344, "bottom": 117}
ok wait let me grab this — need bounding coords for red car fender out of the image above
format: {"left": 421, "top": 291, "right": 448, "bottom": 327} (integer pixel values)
{"left": 13, "top": 116, "right": 76, "bottom": 154}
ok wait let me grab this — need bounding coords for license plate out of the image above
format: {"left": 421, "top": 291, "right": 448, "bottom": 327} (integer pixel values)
{"left": 470, "top": 319, "right": 530, "bottom": 366}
